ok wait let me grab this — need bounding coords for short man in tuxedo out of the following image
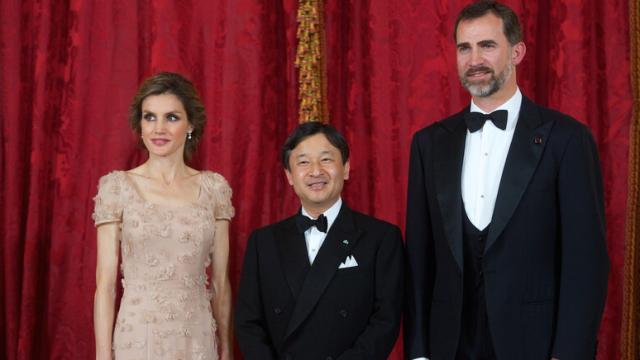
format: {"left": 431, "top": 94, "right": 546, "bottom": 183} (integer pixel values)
{"left": 404, "top": 1, "right": 609, "bottom": 360}
{"left": 236, "top": 122, "right": 404, "bottom": 359}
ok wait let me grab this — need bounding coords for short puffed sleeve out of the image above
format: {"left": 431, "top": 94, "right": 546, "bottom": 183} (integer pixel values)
{"left": 202, "top": 172, "right": 235, "bottom": 220}
{"left": 92, "top": 171, "right": 124, "bottom": 226}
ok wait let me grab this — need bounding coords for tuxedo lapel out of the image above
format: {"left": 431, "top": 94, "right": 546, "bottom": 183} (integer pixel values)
{"left": 485, "top": 97, "right": 552, "bottom": 252}
{"left": 434, "top": 112, "right": 467, "bottom": 271}
{"left": 276, "top": 217, "right": 311, "bottom": 299}
{"left": 284, "top": 204, "right": 363, "bottom": 339}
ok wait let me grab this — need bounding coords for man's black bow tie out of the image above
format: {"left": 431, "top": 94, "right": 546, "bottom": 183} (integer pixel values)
{"left": 464, "top": 110, "right": 508, "bottom": 132}
{"left": 296, "top": 213, "right": 328, "bottom": 233}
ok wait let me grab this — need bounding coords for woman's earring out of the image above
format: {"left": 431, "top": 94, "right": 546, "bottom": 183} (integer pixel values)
{"left": 187, "top": 131, "right": 193, "bottom": 140}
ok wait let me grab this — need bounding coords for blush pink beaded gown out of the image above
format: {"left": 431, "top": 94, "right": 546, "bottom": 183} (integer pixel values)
{"left": 93, "top": 171, "right": 234, "bottom": 360}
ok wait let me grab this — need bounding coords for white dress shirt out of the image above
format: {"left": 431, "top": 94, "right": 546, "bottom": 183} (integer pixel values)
{"left": 301, "top": 198, "right": 342, "bottom": 264}
{"left": 461, "top": 88, "right": 522, "bottom": 230}
{"left": 412, "top": 89, "right": 523, "bottom": 360}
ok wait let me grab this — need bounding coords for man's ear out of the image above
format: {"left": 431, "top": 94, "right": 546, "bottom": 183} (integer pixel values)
{"left": 285, "top": 169, "right": 294, "bottom": 186}
{"left": 343, "top": 160, "right": 350, "bottom": 180}
{"left": 511, "top": 41, "right": 526, "bottom": 65}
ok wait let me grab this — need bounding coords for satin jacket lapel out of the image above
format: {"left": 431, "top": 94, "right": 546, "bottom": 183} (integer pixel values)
{"left": 485, "top": 97, "right": 552, "bottom": 252}
{"left": 276, "top": 217, "right": 311, "bottom": 299}
{"left": 284, "top": 204, "right": 363, "bottom": 339}
{"left": 434, "top": 112, "right": 467, "bottom": 271}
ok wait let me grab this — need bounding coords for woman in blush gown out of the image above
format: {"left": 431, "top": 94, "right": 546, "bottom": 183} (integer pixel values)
{"left": 93, "top": 72, "right": 234, "bottom": 360}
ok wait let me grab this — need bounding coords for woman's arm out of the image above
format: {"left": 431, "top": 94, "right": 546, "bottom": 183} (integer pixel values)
{"left": 94, "top": 223, "right": 120, "bottom": 360}
{"left": 211, "top": 219, "right": 233, "bottom": 360}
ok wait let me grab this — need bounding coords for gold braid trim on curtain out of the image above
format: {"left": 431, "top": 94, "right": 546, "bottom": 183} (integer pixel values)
{"left": 622, "top": 0, "right": 640, "bottom": 358}
{"left": 295, "top": 0, "right": 328, "bottom": 123}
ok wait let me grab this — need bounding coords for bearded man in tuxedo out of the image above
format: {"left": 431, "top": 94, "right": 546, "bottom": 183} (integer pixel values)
{"left": 404, "top": 1, "right": 609, "bottom": 359}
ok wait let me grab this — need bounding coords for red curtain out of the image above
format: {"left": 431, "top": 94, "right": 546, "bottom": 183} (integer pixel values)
{"left": 0, "top": 1, "right": 632, "bottom": 359}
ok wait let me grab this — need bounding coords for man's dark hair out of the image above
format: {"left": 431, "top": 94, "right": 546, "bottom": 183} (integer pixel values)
{"left": 454, "top": 0, "right": 523, "bottom": 46}
{"left": 281, "top": 122, "right": 350, "bottom": 170}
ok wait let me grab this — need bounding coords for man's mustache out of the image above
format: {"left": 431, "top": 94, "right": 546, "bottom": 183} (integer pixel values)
{"left": 465, "top": 66, "right": 494, "bottom": 77}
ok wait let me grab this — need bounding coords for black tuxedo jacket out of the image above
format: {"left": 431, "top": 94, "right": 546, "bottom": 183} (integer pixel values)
{"left": 236, "top": 203, "right": 404, "bottom": 360}
{"left": 404, "top": 97, "right": 609, "bottom": 360}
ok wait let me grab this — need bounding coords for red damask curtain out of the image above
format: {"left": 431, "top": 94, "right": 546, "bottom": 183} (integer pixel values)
{"left": 0, "top": 1, "right": 632, "bottom": 359}
{"left": 0, "top": 0, "right": 302, "bottom": 358}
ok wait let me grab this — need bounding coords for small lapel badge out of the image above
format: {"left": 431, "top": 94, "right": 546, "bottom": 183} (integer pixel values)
{"left": 342, "top": 239, "right": 349, "bottom": 246}
{"left": 534, "top": 135, "right": 543, "bottom": 144}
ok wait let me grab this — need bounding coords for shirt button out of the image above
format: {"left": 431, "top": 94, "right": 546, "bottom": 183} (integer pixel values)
{"left": 339, "top": 309, "right": 348, "bottom": 318}
{"left": 484, "top": 152, "right": 488, "bottom": 156}
{"left": 480, "top": 195, "right": 485, "bottom": 198}
{"left": 274, "top": 307, "right": 282, "bottom": 314}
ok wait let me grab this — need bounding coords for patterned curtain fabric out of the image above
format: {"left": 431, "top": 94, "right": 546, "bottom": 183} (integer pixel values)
{"left": 0, "top": 0, "right": 301, "bottom": 358}
{"left": 0, "top": 0, "right": 633, "bottom": 359}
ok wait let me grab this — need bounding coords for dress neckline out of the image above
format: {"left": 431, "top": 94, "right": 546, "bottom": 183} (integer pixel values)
{"left": 121, "top": 170, "right": 205, "bottom": 209}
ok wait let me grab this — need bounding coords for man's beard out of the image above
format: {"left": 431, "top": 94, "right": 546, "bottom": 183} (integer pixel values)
{"left": 460, "top": 62, "right": 513, "bottom": 97}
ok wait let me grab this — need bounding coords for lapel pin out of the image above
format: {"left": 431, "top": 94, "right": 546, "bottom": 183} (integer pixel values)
{"left": 534, "top": 135, "right": 543, "bottom": 144}
{"left": 342, "top": 239, "right": 349, "bottom": 246}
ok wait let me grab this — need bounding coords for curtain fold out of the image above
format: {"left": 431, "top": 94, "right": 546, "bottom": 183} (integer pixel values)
{"left": 622, "top": 0, "right": 640, "bottom": 358}
{"left": 0, "top": 1, "right": 633, "bottom": 359}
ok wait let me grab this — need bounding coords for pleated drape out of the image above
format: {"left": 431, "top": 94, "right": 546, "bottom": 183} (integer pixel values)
{"left": 622, "top": 0, "right": 640, "bottom": 358}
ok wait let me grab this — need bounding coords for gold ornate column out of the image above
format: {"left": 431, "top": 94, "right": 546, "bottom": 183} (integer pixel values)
{"left": 622, "top": 0, "right": 640, "bottom": 358}
{"left": 295, "top": 0, "right": 328, "bottom": 123}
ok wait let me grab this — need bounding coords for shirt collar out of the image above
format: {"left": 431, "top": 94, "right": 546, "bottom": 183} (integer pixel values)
{"left": 301, "top": 197, "right": 342, "bottom": 232}
{"left": 470, "top": 87, "right": 522, "bottom": 132}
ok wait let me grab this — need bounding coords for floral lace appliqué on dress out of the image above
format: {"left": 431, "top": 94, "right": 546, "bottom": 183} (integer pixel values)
{"left": 93, "top": 171, "right": 234, "bottom": 360}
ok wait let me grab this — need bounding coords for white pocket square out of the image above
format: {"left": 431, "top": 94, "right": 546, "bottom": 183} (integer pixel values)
{"left": 338, "top": 255, "right": 358, "bottom": 269}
